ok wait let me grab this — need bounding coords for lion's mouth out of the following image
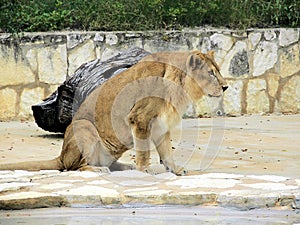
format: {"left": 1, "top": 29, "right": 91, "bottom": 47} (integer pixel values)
{"left": 208, "top": 93, "right": 222, "bottom": 98}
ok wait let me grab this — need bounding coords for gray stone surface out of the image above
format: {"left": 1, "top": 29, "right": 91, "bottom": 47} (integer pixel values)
{"left": 220, "top": 41, "right": 248, "bottom": 78}
{"left": 229, "top": 50, "right": 249, "bottom": 77}
{"left": 253, "top": 41, "right": 278, "bottom": 77}
{"left": 264, "top": 30, "right": 277, "bottom": 41}
{"left": 279, "top": 28, "right": 299, "bottom": 47}
{"left": 249, "top": 32, "right": 261, "bottom": 50}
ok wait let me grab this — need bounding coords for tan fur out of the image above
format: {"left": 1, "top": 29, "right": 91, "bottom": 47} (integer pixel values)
{"left": 0, "top": 50, "right": 227, "bottom": 175}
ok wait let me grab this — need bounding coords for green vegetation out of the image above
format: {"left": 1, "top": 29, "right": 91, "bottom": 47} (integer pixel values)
{"left": 0, "top": 0, "right": 299, "bottom": 33}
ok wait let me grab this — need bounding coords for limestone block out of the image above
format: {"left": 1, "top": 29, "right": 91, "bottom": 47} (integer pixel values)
{"left": 67, "top": 33, "right": 92, "bottom": 49}
{"left": 253, "top": 41, "right": 278, "bottom": 76}
{"left": 164, "top": 191, "right": 217, "bottom": 205}
{"left": 45, "top": 85, "right": 60, "bottom": 97}
{"left": 94, "top": 33, "right": 104, "bottom": 42}
{"left": 246, "top": 174, "right": 289, "bottom": 182}
{"left": 266, "top": 73, "right": 279, "bottom": 98}
{"left": 185, "top": 103, "right": 197, "bottom": 117}
{"left": 278, "top": 75, "right": 300, "bottom": 113}
{"left": 40, "top": 183, "right": 72, "bottom": 190}
{"left": 120, "top": 38, "right": 143, "bottom": 50}
{"left": 210, "top": 33, "right": 234, "bottom": 64}
{"left": 210, "top": 33, "right": 233, "bottom": 52}
{"left": 0, "top": 46, "right": 35, "bottom": 86}
{"left": 0, "top": 89, "right": 17, "bottom": 120}
{"left": 229, "top": 50, "right": 249, "bottom": 77}
{"left": 279, "top": 44, "right": 300, "bottom": 78}
{"left": 68, "top": 40, "right": 96, "bottom": 76}
{"left": 264, "top": 30, "right": 277, "bottom": 41}
{"left": 0, "top": 191, "right": 63, "bottom": 210}
{"left": 187, "top": 35, "right": 199, "bottom": 50}
{"left": 94, "top": 33, "right": 105, "bottom": 59}
{"left": 166, "top": 177, "right": 241, "bottom": 189}
{"left": 240, "top": 183, "right": 298, "bottom": 191}
{"left": 123, "top": 189, "right": 171, "bottom": 205}
{"left": 56, "top": 185, "right": 119, "bottom": 197}
{"left": 220, "top": 41, "right": 248, "bottom": 78}
{"left": 55, "top": 185, "right": 120, "bottom": 205}
{"left": 95, "top": 41, "right": 105, "bottom": 59}
{"left": 232, "top": 31, "right": 247, "bottom": 38}
{"left": 218, "top": 190, "right": 278, "bottom": 210}
{"left": 100, "top": 47, "right": 121, "bottom": 62}
{"left": 25, "top": 48, "right": 38, "bottom": 74}
{"left": 125, "top": 32, "right": 142, "bottom": 38}
{"left": 0, "top": 182, "right": 37, "bottom": 192}
{"left": 105, "top": 33, "right": 119, "bottom": 45}
{"left": 248, "top": 32, "right": 261, "bottom": 50}
{"left": 38, "top": 45, "right": 67, "bottom": 84}
{"left": 246, "top": 79, "right": 269, "bottom": 114}
{"left": 195, "top": 97, "right": 213, "bottom": 116}
{"left": 143, "top": 33, "right": 189, "bottom": 52}
{"left": 223, "top": 80, "right": 243, "bottom": 116}
{"left": 279, "top": 28, "right": 299, "bottom": 47}
{"left": 19, "top": 88, "right": 45, "bottom": 118}
{"left": 198, "top": 36, "right": 211, "bottom": 53}
{"left": 195, "top": 95, "right": 224, "bottom": 117}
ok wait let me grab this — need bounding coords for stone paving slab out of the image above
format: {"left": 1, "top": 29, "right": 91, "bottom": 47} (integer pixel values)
{"left": 0, "top": 170, "right": 299, "bottom": 211}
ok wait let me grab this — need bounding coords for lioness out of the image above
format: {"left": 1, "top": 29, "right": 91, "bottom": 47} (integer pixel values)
{"left": 0, "top": 50, "right": 227, "bottom": 175}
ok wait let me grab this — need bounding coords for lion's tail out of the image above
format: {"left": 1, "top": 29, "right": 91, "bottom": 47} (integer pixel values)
{"left": 0, "top": 157, "right": 64, "bottom": 171}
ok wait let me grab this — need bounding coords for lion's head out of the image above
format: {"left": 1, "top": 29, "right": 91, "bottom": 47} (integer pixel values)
{"left": 185, "top": 50, "right": 228, "bottom": 101}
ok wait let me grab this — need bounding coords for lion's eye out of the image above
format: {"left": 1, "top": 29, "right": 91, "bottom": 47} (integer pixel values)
{"left": 208, "top": 70, "right": 215, "bottom": 77}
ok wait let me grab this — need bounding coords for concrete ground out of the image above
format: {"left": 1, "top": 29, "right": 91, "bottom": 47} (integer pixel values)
{"left": 0, "top": 114, "right": 299, "bottom": 178}
{"left": 0, "top": 115, "right": 299, "bottom": 224}
{"left": 1, "top": 206, "right": 300, "bottom": 225}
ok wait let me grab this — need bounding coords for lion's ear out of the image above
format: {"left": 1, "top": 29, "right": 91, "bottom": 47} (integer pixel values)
{"left": 191, "top": 50, "right": 205, "bottom": 60}
{"left": 187, "top": 54, "right": 202, "bottom": 72}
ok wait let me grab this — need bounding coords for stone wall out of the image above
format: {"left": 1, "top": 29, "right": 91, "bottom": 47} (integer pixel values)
{"left": 0, "top": 28, "right": 299, "bottom": 121}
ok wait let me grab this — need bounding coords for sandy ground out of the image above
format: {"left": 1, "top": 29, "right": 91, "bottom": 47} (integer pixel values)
{"left": 0, "top": 115, "right": 299, "bottom": 178}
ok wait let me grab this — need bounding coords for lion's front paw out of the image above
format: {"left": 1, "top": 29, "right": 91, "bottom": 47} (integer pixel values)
{"left": 162, "top": 162, "right": 188, "bottom": 176}
{"left": 136, "top": 165, "right": 148, "bottom": 173}
{"left": 143, "top": 164, "right": 167, "bottom": 175}
{"left": 173, "top": 167, "right": 188, "bottom": 176}
{"left": 97, "top": 166, "right": 111, "bottom": 174}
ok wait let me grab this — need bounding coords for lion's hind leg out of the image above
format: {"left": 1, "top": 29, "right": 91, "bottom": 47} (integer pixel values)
{"left": 61, "top": 119, "right": 115, "bottom": 172}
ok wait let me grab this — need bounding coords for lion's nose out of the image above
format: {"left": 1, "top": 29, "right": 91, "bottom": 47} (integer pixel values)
{"left": 222, "top": 85, "right": 228, "bottom": 92}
